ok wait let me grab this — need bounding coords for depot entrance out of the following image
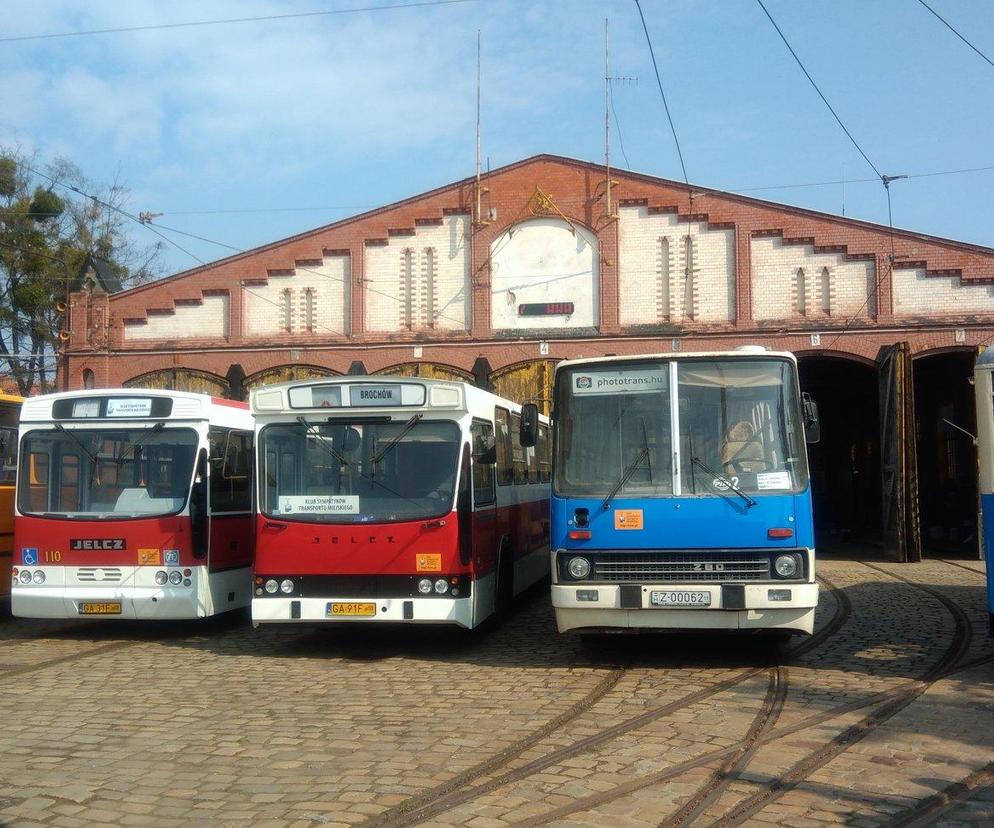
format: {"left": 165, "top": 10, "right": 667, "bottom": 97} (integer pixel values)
{"left": 797, "top": 355, "right": 881, "bottom": 550}
{"left": 913, "top": 349, "right": 979, "bottom": 558}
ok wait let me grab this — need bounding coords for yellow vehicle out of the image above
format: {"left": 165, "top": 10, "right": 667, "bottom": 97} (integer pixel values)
{"left": 0, "top": 393, "right": 24, "bottom": 611}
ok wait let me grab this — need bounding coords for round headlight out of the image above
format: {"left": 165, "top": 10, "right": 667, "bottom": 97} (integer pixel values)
{"left": 774, "top": 555, "right": 798, "bottom": 579}
{"left": 280, "top": 579, "right": 294, "bottom": 594}
{"left": 434, "top": 578, "right": 448, "bottom": 594}
{"left": 417, "top": 578, "right": 433, "bottom": 595}
{"left": 264, "top": 579, "right": 278, "bottom": 594}
{"left": 32, "top": 570, "right": 46, "bottom": 585}
{"left": 567, "top": 557, "right": 591, "bottom": 579}
{"left": 154, "top": 570, "right": 168, "bottom": 586}
{"left": 19, "top": 570, "right": 31, "bottom": 584}
{"left": 168, "top": 570, "right": 183, "bottom": 585}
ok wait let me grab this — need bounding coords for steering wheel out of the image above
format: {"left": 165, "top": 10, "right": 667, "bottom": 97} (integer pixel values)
{"left": 725, "top": 429, "right": 774, "bottom": 474}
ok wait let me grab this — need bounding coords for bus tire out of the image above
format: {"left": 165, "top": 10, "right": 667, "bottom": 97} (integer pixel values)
{"left": 494, "top": 540, "right": 514, "bottom": 623}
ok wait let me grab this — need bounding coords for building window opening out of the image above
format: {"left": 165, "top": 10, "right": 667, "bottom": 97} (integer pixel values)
{"left": 820, "top": 267, "right": 831, "bottom": 316}
{"left": 795, "top": 268, "right": 807, "bottom": 316}
{"left": 282, "top": 288, "right": 294, "bottom": 333}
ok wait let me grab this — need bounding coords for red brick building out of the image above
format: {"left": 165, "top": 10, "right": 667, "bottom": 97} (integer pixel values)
{"left": 65, "top": 155, "right": 994, "bottom": 560}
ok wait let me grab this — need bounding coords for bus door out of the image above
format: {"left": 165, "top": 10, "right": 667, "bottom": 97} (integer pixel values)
{"left": 207, "top": 429, "right": 254, "bottom": 573}
{"left": 468, "top": 421, "right": 498, "bottom": 578}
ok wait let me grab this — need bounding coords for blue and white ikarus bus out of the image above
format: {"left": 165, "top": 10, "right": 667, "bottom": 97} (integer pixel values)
{"left": 521, "top": 346, "right": 821, "bottom": 637}
{"left": 973, "top": 348, "right": 994, "bottom": 636}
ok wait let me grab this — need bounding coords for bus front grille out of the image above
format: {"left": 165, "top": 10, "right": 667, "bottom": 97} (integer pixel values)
{"left": 591, "top": 554, "right": 772, "bottom": 583}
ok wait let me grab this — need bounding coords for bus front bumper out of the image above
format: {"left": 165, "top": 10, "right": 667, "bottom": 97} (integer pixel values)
{"left": 11, "top": 585, "right": 207, "bottom": 619}
{"left": 252, "top": 595, "right": 476, "bottom": 629}
{"left": 552, "top": 582, "right": 818, "bottom": 634}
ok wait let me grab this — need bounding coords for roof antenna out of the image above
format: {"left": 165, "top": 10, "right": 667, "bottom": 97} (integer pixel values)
{"left": 474, "top": 30, "right": 491, "bottom": 226}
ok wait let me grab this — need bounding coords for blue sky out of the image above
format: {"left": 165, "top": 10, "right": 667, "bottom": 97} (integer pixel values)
{"left": 3, "top": 0, "right": 993, "bottom": 276}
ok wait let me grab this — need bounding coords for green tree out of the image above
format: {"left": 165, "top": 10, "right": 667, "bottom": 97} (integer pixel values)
{"left": 0, "top": 150, "right": 162, "bottom": 395}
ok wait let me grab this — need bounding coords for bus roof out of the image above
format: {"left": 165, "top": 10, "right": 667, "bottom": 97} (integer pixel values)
{"left": 18, "top": 388, "right": 252, "bottom": 428}
{"left": 251, "top": 376, "right": 546, "bottom": 421}
{"left": 555, "top": 348, "right": 798, "bottom": 373}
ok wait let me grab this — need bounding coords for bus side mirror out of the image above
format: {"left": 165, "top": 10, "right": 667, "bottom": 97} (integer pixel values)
{"left": 520, "top": 403, "right": 539, "bottom": 448}
{"left": 802, "top": 393, "right": 821, "bottom": 445}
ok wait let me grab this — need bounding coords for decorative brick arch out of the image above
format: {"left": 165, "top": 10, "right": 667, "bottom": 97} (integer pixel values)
{"left": 373, "top": 362, "right": 472, "bottom": 381}
{"left": 243, "top": 364, "right": 340, "bottom": 390}
{"left": 490, "top": 359, "right": 560, "bottom": 414}
{"left": 124, "top": 368, "right": 229, "bottom": 396}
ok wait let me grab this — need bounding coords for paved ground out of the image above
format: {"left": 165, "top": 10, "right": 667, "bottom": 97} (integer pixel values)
{"left": 0, "top": 554, "right": 992, "bottom": 827}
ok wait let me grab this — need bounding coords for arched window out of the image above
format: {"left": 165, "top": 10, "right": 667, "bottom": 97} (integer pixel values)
{"left": 281, "top": 289, "right": 295, "bottom": 333}
{"left": 401, "top": 249, "right": 414, "bottom": 329}
{"left": 795, "top": 268, "right": 807, "bottom": 316}
{"left": 304, "top": 288, "right": 316, "bottom": 333}
{"left": 423, "top": 248, "right": 436, "bottom": 328}
{"left": 658, "top": 237, "right": 671, "bottom": 321}
{"left": 820, "top": 267, "right": 831, "bottom": 315}
{"left": 82, "top": 368, "right": 95, "bottom": 389}
{"left": 683, "top": 235, "right": 695, "bottom": 320}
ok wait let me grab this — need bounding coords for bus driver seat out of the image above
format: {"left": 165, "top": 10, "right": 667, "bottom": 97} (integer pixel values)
{"left": 720, "top": 421, "right": 770, "bottom": 475}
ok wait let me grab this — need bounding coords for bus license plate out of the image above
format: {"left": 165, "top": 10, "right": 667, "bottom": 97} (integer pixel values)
{"left": 650, "top": 590, "right": 711, "bottom": 608}
{"left": 327, "top": 602, "right": 376, "bottom": 617}
{"left": 79, "top": 602, "right": 122, "bottom": 615}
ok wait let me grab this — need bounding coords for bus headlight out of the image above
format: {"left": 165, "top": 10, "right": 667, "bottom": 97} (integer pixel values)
{"left": 567, "top": 557, "right": 591, "bottom": 579}
{"left": 32, "top": 570, "right": 45, "bottom": 585}
{"left": 417, "top": 578, "right": 433, "bottom": 595}
{"left": 19, "top": 570, "right": 31, "bottom": 584}
{"left": 168, "top": 571, "right": 183, "bottom": 585}
{"left": 264, "top": 579, "right": 278, "bottom": 594}
{"left": 434, "top": 578, "right": 448, "bottom": 594}
{"left": 280, "top": 579, "right": 294, "bottom": 594}
{"left": 155, "top": 571, "right": 168, "bottom": 585}
{"left": 774, "top": 554, "right": 799, "bottom": 579}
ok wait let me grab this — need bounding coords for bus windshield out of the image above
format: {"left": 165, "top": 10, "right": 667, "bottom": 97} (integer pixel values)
{"left": 17, "top": 427, "right": 199, "bottom": 519}
{"left": 555, "top": 358, "right": 807, "bottom": 498}
{"left": 260, "top": 419, "right": 461, "bottom": 523}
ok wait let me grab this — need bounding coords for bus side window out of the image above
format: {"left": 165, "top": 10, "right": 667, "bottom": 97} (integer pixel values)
{"left": 208, "top": 429, "right": 252, "bottom": 512}
{"left": 537, "top": 424, "right": 551, "bottom": 483}
{"left": 494, "top": 407, "right": 513, "bottom": 486}
{"left": 526, "top": 441, "right": 538, "bottom": 484}
{"left": 510, "top": 413, "right": 526, "bottom": 485}
{"left": 470, "top": 421, "right": 496, "bottom": 507}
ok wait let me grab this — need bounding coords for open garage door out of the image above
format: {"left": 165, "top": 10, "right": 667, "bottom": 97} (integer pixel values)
{"left": 877, "top": 343, "right": 921, "bottom": 562}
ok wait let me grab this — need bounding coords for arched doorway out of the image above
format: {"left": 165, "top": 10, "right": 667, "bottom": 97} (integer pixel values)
{"left": 374, "top": 363, "right": 472, "bottom": 381}
{"left": 243, "top": 364, "right": 338, "bottom": 391}
{"left": 125, "top": 368, "right": 229, "bottom": 396}
{"left": 490, "top": 360, "right": 558, "bottom": 415}
{"left": 913, "top": 348, "right": 979, "bottom": 557}
{"left": 797, "top": 354, "right": 881, "bottom": 550}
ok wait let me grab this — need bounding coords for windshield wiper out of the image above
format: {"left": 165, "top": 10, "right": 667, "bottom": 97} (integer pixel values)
{"left": 371, "top": 414, "right": 423, "bottom": 465}
{"left": 690, "top": 456, "right": 757, "bottom": 509}
{"left": 296, "top": 416, "right": 355, "bottom": 470}
{"left": 601, "top": 442, "right": 651, "bottom": 512}
{"left": 115, "top": 422, "right": 165, "bottom": 465}
{"left": 52, "top": 423, "right": 99, "bottom": 465}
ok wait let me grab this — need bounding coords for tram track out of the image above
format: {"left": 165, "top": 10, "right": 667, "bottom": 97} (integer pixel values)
{"left": 702, "top": 559, "right": 973, "bottom": 826}
{"left": 488, "top": 566, "right": 977, "bottom": 827}
{"left": 937, "top": 558, "right": 987, "bottom": 577}
{"left": 364, "top": 573, "right": 851, "bottom": 828}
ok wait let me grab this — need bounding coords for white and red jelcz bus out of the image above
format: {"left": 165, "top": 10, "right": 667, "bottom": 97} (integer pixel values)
{"left": 251, "top": 377, "right": 551, "bottom": 629}
{"left": 12, "top": 390, "right": 255, "bottom": 619}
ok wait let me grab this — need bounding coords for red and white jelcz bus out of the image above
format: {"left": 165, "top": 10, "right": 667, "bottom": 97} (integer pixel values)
{"left": 251, "top": 377, "right": 551, "bottom": 629}
{"left": 12, "top": 390, "right": 255, "bottom": 619}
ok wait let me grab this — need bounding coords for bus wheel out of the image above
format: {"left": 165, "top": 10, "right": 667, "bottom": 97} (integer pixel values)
{"left": 494, "top": 542, "right": 514, "bottom": 623}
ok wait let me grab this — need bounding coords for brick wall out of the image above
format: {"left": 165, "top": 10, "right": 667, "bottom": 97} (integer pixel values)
{"left": 66, "top": 154, "right": 994, "bottom": 390}
{"left": 893, "top": 266, "right": 994, "bottom": 316}
{"left": 618, "top": 206, "right": 735, "bottom": 325}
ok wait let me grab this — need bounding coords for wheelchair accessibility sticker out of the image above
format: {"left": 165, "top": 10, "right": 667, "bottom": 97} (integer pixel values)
{"left": 22, "top": 548, "right": 38, "bottom": 565}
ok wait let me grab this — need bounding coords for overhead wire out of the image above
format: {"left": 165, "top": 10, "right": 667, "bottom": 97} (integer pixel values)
{"left": 917, "top": 0, "right": 994, "bottom": 71}
{"left": 0, "top": 0, "right": 477, "bottom": 44}
{"left": 634, "top": 0, "right": 689, "bottom": 189}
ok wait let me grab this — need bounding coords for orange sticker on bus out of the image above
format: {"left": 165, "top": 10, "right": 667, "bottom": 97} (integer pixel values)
{"left": 137, "top": 548, "right": 162, "bottom": 566}
{"left": 416, "top": 553, "right": 442, "bottom": 572}
{"left": 614, "top": 509, "right": 644, "bottom": 530}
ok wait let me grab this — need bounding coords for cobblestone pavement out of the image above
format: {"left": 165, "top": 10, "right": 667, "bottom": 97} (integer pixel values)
{"left": 0, "top": 555, "right": 992, "bottom": 827}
